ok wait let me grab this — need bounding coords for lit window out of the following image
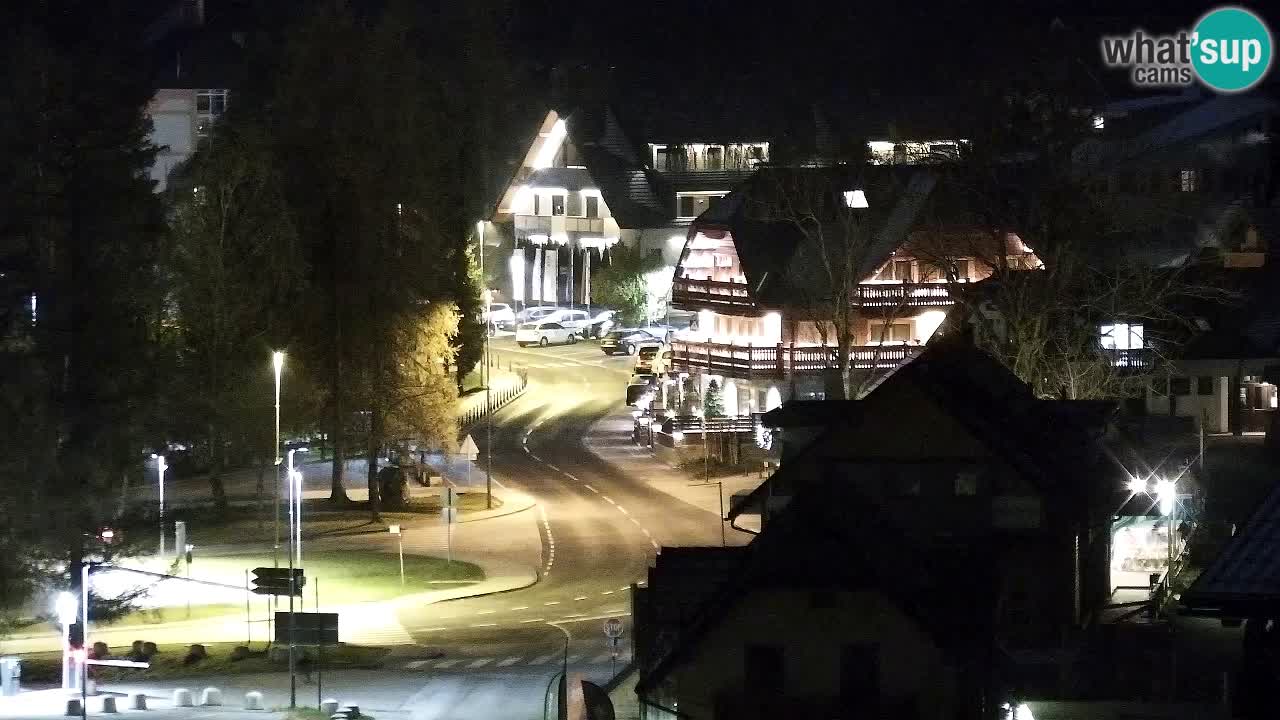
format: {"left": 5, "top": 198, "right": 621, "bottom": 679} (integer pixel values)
{"left": 1099, "top": 323, "right": 1144, "bottom": 350}
{"left": 1091, "top": 115, "right": 1105, "bottom": 131}
{"left": 1180, "top": 170, "right": 1197, "bottom": 192}
{"left": 585, "top": 195, "right": 599, "bottom": 218}
{"left": 195, "top": 89, "right": 229, "bottom": 148}
{"left": 551, "top": 195, "right": 565, "bottom": 216}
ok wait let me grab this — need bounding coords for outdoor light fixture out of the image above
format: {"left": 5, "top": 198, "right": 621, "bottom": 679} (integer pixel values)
{"left": 55, "top": 591, "right": 77, "bottom": 689}
{"left": 152, "top": 453, "right": 167, "bottom": 557}
{"left": 843, "top": 189, "right": 869, "bottom": 209}
{"left": 1126, "top": 477, "right": 1148, "bottom": 496}
{"left": 1155, "top": 478, "right": 1176, "bottom": 517}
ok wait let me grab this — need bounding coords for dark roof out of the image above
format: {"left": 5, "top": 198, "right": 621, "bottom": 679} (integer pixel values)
{"left": 1181, "top": 264, "right": 1280, "bottom": 362}
{"left": 637, "top": 482, "right": 994, "bottom": 695}
{"left": 526, "top": 167, "right": 594, "bottom": 193}
{"left": 761, "top": 400, "right": 862, "bottom": 428}
{"left": 1182, "top": 478, "right": 1280, "bottom": 616}
{"left": 148, "top": 27, "right": 245, "bottom": 90}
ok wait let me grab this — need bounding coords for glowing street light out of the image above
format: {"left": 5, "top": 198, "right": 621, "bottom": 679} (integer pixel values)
{"left": 1155, "top": 478, "right": 1176, "bottom": 517}
{"left": 272, "top": 351, "right": 284, "bottom": 569}
{"left": 287, "top": 447, "right": 309, "bottom": 568}
{"left": 54, "top": 592, "right": 77, "bottom": 689}
{"left": 1126, "top": 477, "right": 1148, "bottom": 496}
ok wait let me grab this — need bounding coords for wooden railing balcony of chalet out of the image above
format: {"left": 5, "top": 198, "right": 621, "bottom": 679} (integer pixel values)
{"left": 669, "top": 340, "right": 923, "bottom": 379}
{"left": 671, "top": 277, "right": 957, "bottom": 313}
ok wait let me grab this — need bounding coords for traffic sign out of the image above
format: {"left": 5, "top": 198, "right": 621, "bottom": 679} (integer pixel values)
{"left": 460, "top": 434, "right": 479, "bottom": 461}
{"left": 251, "top": 567, "right": 306, "bottom": 596}
{"left": 275, "top": 612, "right": 338, "bottom": 646}
{"left": 602, "top": 618, "right": 624, "bottom": 639}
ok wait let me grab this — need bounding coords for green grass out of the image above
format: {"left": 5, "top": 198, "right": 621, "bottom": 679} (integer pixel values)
{"left": 186, "top": 550, "right": 483, "bottom": 604}
{"left": 17, "top": 641, "right": 388, "bottom": 683}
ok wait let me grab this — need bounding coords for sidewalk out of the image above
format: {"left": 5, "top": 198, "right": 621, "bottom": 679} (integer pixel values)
{"left": 584, "top": 410, "right": 763, "bottom": 535}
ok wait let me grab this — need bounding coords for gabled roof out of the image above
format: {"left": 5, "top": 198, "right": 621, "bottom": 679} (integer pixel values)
{"left": 637, "top": 479, "right": 994, "bottom": 695}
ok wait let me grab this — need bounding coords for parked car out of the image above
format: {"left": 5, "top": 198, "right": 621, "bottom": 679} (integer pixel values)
{"left": 483, "top": 303, "right": 516, "bottom": 331}
{"left": 515, "top": 306, "right": 560, "bottom": 324}
{"left": 516, "top": 320, "right": 579, "bottom": 347}
{"left": 539, "top": 308, "right": 593, "bottom": 334}
{"left": 588, "top": 310, "right": 618, "bottom": 338}
{"left": 633, "top": 342, "right": 666, "bottom": 374}
{"left": 601, "top": 328, "right": 664, "bottom": 356}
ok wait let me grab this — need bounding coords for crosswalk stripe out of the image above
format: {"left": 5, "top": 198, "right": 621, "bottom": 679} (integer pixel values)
{"left": 496, "top": 656, "right": 521, "bottom": 667}
{"left": 528, "top": 653, "right": 557, "bottom": 665}
{"left": 434, "top": 659, "right": 461, "bottom": 669}
{"left": 406, "top": 660, "right": 430, "bottom": 669}
{"left": 466, "top": 658, "right": 493, "bottom": 669}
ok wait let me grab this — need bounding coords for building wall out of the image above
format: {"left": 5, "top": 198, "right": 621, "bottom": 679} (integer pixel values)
{"left": 656, "top": 588, "right": 958, "bottom": 720}
{"left": 146, "top": 89, "right": 196, "bottom": 191}
{"left": 1146, "top": 375, "right": 1230, "bottom": 433}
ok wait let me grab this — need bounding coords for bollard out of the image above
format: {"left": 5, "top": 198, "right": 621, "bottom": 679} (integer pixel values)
{"left": 65, "top": 698, "right": 83, "bottom": 716}
{"left": 101, "top": 696, "right": 118, "bottom": 713}
{"left": 200, "top": 687, "right": 222, "bottom": 706}
{"left": 172, "top": 688, "right": 194, "bottom": 707}
{"left": 129, "top": 692, "right": 148, "bottom": 710}
{"left": 320, "top": 698, "right": 339, "bottom": 714}
{"left": 244, "top": 690, "right": 264, "bottom": 710}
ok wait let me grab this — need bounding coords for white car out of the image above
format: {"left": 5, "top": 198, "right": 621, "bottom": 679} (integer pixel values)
{"left": 516, "top": 320, "right": 580, "bottom": 347}
{"left": 483, "top": 303, "right": 516, "bottom": 328}
{"left": 633, "top": 342, "right": 666, "bottom": 374}
{"left": 538, "top": 308, "right": 592, "bottom": 333}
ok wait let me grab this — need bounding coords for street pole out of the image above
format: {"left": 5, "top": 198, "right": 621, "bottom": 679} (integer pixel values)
{"left": 155, "top": 455, "right": 167, "bottom": 559}
{"left": 287, "top": 440, "right": 297, "bottom": 709}
{"left": 273, "top": 352, "right": 284, "bottom": 572}
{"left": 479, "top": 221, "right": 493, "bottom": 511}
{"left": 316, "top": 579, "right": 322, "bottom": 708}
{"left": 717, "top": 480, "right": 725, "bottom": 547}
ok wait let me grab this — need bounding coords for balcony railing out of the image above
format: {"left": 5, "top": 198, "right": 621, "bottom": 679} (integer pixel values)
{"left": 670, "top": 278, "right": 956, "bottom": 313}
{"left": 1106, "top": 347, "right": 1154, "bottom": 370}
{"left": 671, "top": 278, "right": 756, "bottom": 313}
{"left": 670, "top": 340, "right": 921, "bottom": 379}
{"left": 514, "top": 214, "right": 606, "bottom": 236}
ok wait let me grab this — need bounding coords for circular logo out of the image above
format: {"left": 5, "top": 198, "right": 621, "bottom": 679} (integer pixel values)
{"left": 1192, "top": 6, "right": 1273, "bottom": 92}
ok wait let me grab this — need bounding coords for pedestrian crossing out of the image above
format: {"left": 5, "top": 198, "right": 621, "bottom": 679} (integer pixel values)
{"left": 403, "top": 650, "right": 630, "bottom": 671}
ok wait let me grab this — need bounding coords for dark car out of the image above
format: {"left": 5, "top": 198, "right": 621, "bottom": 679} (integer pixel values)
{"left": 601, "top": 328, "right": 663, "bottom": 356}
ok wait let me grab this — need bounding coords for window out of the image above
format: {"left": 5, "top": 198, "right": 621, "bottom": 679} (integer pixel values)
{"left": 551, "top": 194, "right": 565, "bottom": 216}
{"left": 955, "top": 470, "right": 979, "bottom": 496}
{"left": 195, "top": 89, "right": 229, "bottom": 148}
{"left": 1197, "top": 376, "right": 1215, "bottom": 396}
{"left": 706, "top": 146, "right": 723, "bottom": 170}
{"left": 533, "top": 195, "right": 541, "bottom": 215}
{"left": 877, "top": 259, "right": 913, "bottom": 281}
{"left": 1170, "top": 377, "right": 1191, "bottom": 396}
{"left": 1180, "top": 169, "right": 1197, "bottom": 192}
{"left": 1099, "top": 323, "right": 1144, "bottom": 350}
{"left": 585, "top": 195, "right": 599, "bottom": 218}
{"left": 917, "top": 261, "right": 949, "bottom": 281}
{"left": 1091, "top": 115, "right": 1105, "bottom": 131}
{"left": 654, "top": 146, "right": 670, "bottom": 171}
{"left": 678, "top": 195, "right": 696, "bottom": 218}
{"left": 744, "top": 645, "right": 784, "bottom": 694}
{"left": 870, "top": 322, "right": 911, "bottom": 343}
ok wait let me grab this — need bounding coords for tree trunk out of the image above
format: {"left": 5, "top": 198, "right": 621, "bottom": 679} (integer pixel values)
{"left": 838, "top": 305, "right": 853, "bottom": 400}
{"left": 328, "top": 256, "right": 350, "bottom": 503}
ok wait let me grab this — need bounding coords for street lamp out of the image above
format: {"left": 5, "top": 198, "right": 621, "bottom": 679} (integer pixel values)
{"left": 272, "top": 351, "right": 284, "bottom": 570}
{"left": 151, "top": 454, "right": 167, "bottom": 558}
{"left": 478, "top": 221, "right": 494, "bottom": 511}
{"left": 1156, "top": 478, "right": 1178, "bottom": 575}
{"left": 389, "top": 525, "right": 405, "bottom": 586}
{"left": 54, "top": 592, "right": 77, "bottom": 690}
{"left": 696, "top": 411, "right": 725, "bottom": 547}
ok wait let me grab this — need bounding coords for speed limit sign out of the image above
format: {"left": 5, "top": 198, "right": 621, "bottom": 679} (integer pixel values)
{"left": 602, "top": 618, "right": 624, "bottom": 639}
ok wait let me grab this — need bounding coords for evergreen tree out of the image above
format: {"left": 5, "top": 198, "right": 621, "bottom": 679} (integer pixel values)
{"left": 704, "top": 380, "right": 725, "bottom": 418}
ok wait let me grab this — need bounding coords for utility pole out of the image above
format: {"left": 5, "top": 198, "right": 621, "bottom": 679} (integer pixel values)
{"left": 479, "top": 221, "right": 493, "bottom": 510}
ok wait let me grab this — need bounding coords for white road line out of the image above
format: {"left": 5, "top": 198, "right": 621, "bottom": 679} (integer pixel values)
{"left": 434, "top": 659, "right": 461, "bottom": 669}
{"left": 466, "top": 658, "right": 493, "bottom": 669}
{"left": 620, "top": 586, "right": 630, "bottom": 591}
{"left": 544, "top": 600, "right": 561, "bottom": 606}
{"left": 545, "top": 463, "right": 560, "bottom": 472}
{"left": 562, "top": 613, "right": 586, "bottom": 619}
{"left": 630, "top": 518, "right": 641, "bottom": 526}
{"left": 602, "top": 496, "right": 616, "bottom": 505}
{"left": 519, "top": 618, "right": 546, "bottom": 624}
{"left": 511, "top": 606, "right": 529, "bottom": 611}
{"left": 564, "top": 473, "right": 581, "bottom": 482}
{"left": 406, "top": 660, "right": 429, "bottom": 669}
{"left": 641, "top": 528, "right": 651, "bottom": 537}
{"left": 618, "top": 506, "right": 629, "bottom": 515}
{"left": 470, "top": 623, "right": 497, "bottom": 628}
{"left": 416, "top": 627, "right": 447, "bottom": 632}
{"left": 601, "top": 590, "right": 614, "bottom": 595}
{"left": 583, "top": 484, "right": 599, "bottom": 493}
{"left": 496, "top": 657, "right": 521, "bottom": 667}
{"left": 650, "top": 540, "right": 660, "bottom": 549}
{"left": 476, "top": 610, "right": 496, "bottom": 615}
{"left": 574, "top": 596, "right": 588, "bottom": 601}
{"left": 528, "top": 653, "right": 557, "bottom": 665}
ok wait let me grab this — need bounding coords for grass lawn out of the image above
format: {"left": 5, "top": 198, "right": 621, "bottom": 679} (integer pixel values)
{"left": 186, "top": 550, "right": 483, "bottom": 604}
{"left": 113, "top": 604, "right": 244, "bottom": 627}
{"left": 17, "top": 641, "right": 388, "bottom": 683}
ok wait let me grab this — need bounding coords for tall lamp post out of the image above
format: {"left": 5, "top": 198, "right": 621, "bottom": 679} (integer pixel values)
{"left": 55, "top": 592, "right": 77, "bottom": 690}
{"left": 478, "top": 221, "right": 493, "bottom": 510}
{"left": 1156, "top": 478, "right": 1178, "bottom": 578}
{"left": 272, "top": 351, "right": 284, "bottom": 570}
{"left": 288, "top": 447, "right": 308, "bottom": 568}
{"left": 152, "top": 454, "right": 167, "bottom": 558}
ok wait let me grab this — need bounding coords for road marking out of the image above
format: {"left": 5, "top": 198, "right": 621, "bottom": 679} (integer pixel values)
{"left": 564, "top": 473, "right": 581, "bottom": 482}
{"left": 563, "top": 613, "right": 586, "bottom": 618}
{"left": 574, "top": 596, "right": 588, "bottom": 601}
{"left": 545, "top": 463, "right": 560, "bottom": 472}
{"left": 528, "top": 653, "right": 557, "bottom": 665}
{"left": 434, "top": 659, "right": 461, "bottom": 669}
{"left": 470, "top": 623, "right": 497, "bottom": 628}
{"left": 641, "top": 528, "right": 651, "bottom": 537}
{"left": 650, "top": 540, "right": 660, "bottom": 549}
{"left": 630, "top": 518, "right": 641, "bottom": 526}
{"left": 620, "top": 586, "right": 630, "bottom": 591}
{"left": 511, "top": 606, "right": 529, "bottom": 611}
{"left": 583, "top": 484, "right": 599, "bottom": 493}
{"left": 601, "top": 590, "right": 614, "bottom": 595}
{"left": 466, "top": 658, "right": 493, "bottom": 668}
{"left": 602, "top": 496, "right": 616, "bottom": 505}
{"left": 496, "top": 657, "right": 521, "bottom": 667}
{"left": 406, "top": 660, "right": 430, "bottom": 669}
{"left": 544, "top": 600, "right": 560, "bottom": 605}
{"left": 415, "top": 627, "right": 447, "bottom": 632}
{"left": 519, "top": 618, "right": 546, "bottom": 624}
{"left": 476, "top": 610, "right": 496, "bottom": 615}
{"left": 618, "top": 506, "right": 629, "bottom": 515}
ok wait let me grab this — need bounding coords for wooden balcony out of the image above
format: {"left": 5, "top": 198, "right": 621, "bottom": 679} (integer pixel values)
{"left": 670, "top": 278, "right": 956, "bottom": 314}
{"left": 1106, "top": 348, "right": 1154, "bottom": 370}
{"left": 670, "top": 340, "right": 922, "bottom": 380}
{"left": 671, "top": 278, "right": 757, "bottom": 314}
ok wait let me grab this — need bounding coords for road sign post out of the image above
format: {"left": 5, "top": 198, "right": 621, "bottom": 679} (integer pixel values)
{"left": 603, "top": 618, "right": 624, "bottom": 678}
{"left": 443, "top": 489, "right": 457, "bottom": 564}
{"left": 389, "top": 525, "right": 404, "bottom": 586}
{"left": 251, "top": 568, "right": 305, "bottom": 596}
